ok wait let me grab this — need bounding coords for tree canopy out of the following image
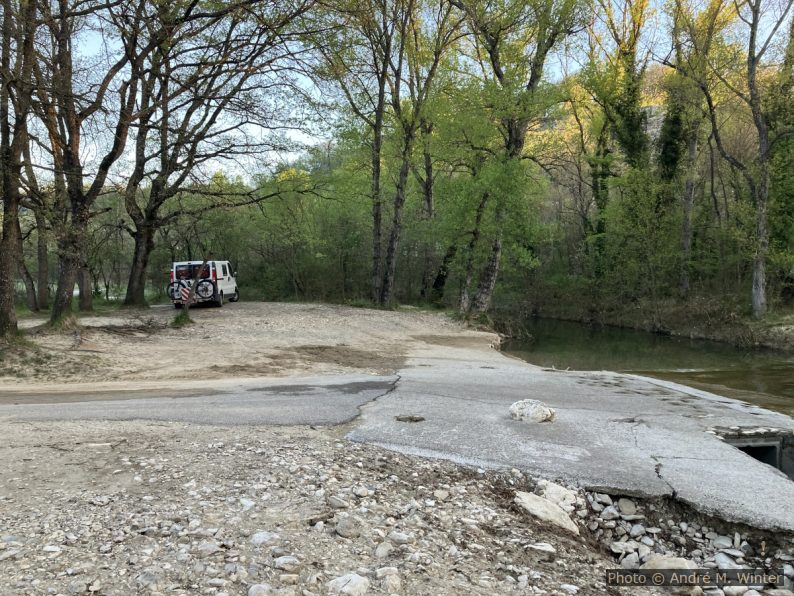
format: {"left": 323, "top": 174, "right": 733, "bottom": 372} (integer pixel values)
{"left": 1, "top": 0, "right": 792, "bottom": 335}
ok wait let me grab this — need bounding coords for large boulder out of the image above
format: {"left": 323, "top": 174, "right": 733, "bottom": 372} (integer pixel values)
{"left": 514, "top": 491, "right": 579, "bottom": 535}
{"left": 509, "top": 400, "right": 556, "bottom": 423}
{"left": 536, "top": 479, "right": 577, "bottom": 512}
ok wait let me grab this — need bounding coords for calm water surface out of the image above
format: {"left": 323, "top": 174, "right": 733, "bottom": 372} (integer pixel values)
{"left": 503, "top": 318, "right": 794, "bottom": 418}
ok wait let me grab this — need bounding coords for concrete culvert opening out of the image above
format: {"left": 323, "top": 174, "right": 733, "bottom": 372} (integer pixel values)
{"left": 720, "top": 429, "right": 794, "bottom": 481}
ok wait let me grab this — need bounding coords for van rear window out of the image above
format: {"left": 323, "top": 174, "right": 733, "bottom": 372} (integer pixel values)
{"left": 175, "top": 264, "right": 210, "bottom": 280}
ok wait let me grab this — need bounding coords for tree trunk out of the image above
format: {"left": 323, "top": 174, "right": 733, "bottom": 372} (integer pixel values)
{"left": 680, "top": 129, "right": 698, "bottom": 298}
{"left": 78, "top": 264, "right": 92, "bottom": 311}
{"left": 15, "top": 219, "right": 37, "bottom": 311}
{"left": 418, "top": 119, "right": 435, "bottom": 301}
{"left": 379, "top": 141, "right": 414, "bottom": 306}
{"left": 751, "top": 168, "right": 768, "bottom": 319}
{"left": 51, "top": 207, "right": 88, "bottom": 322}
{"left": 459, "top": 192, "right": 489, "bottom": 312}
{"left": 18, "top": 257, "right": 37, "bottom": 311}
{"left": 0, "top": 0, "right": 18, "bottom": 335}
{"left": 370, "top": 106, "right": 384, "bottom": 304}
{"left": 0, "top": 201, "right": 19, "bottom": 335}
{"left": 124, "top": 225, "right": 156, "bottom": 306}
{"left": 35, "top": 207, "right": 49, "bottom": 309}
{"left": 471, "top": 233, "right": 502, "bottom": 314}
{"left": 430, "top": 244, "right": 457, "bottom": 304}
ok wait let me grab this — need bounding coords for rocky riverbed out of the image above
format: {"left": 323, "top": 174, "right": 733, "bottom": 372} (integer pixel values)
{"left": 1, "top": 420, "right": 793, "bottom": 596}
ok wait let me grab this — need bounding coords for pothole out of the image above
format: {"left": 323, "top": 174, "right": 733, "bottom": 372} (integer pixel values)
{"left": 395, "top": 415, "right": 425, "bottom": 423}
{"left": 714, "top": 427, "right": 794, "bottom": 481}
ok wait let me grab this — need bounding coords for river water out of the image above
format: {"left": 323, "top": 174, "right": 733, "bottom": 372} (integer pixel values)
{"left": 503, "top": 318, "right": 794, "bottom": 418}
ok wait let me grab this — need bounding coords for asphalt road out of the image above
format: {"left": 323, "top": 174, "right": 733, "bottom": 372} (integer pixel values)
{"left": 1, "top": 346, "right": 793, "bottom": 531}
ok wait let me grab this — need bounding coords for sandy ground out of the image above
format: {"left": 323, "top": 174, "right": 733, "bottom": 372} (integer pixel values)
{"left": 1, "top": 302, "right": 492, "bottom": 397}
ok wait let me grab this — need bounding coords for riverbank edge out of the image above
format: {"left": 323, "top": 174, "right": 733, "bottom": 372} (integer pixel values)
{"left": 487, "top": 300, "right": 794, "bottom": 352}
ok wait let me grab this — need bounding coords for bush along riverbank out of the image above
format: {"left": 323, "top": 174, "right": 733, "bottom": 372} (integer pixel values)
{"left": 490, "top": 293, "right": 794, "bottom": 352}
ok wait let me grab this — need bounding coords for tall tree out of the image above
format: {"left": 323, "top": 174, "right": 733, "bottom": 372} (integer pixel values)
{"left": 666, "top": 0, "right": 793, "bottom": 318}
{"left": 31, "top": 0, "right": 162, "bottom": 322}
{"left": 378, "top": 0, "right": 461, "bottom": 305}
{"left": 121, "top": 0, "right": 315, "bottom": 306}
{"left": 314, "top": 0, "right": 402, "bottom": 303}
{"left": 451, "top": 0, "right": 584, "bottom": 313}
{"left": 0, "top": 0, "right": 37, "bottom": 336}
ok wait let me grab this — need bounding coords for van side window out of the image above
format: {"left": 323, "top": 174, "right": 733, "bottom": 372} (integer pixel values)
{"left": 222, "top": 264, "right": 228, "bottom": 277}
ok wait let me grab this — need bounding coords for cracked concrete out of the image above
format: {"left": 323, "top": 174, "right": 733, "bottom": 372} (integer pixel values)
{"left": 347, "top": 339, "right": 794, "bottom": 531}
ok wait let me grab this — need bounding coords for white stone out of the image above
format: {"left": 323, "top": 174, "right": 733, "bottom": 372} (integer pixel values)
{"left": 536, "top": 480, "right": 577, "bottom": 511}
{"left": 250, "top": 531, "right": 279, "bottom": 546}
{"left": 713, "top": 553, "right": 740, "bottom": 570}
{"left": 197, "top": 542, "right": 221, "bottom": 557}
{"left": 248, "top": 584, "right": 275, "bottom": 596}
{"left": 621, "top": 552, "right": 640, "bottom": 569}
{"left": 514, "top": 491, "right": 579, "bottom": 535}
{"left": 560, "top": 584, "right": 579, "bottom": 594}
{"left": 617, "top": 498, "right": 637, "bottom": 515}
{"left": 722, "top": 587, "right": 748, "bottom": 596}
{"left": 274, "top": 556, "right": 300, "bottom": 572}
{"left": 387, "top": 531, "right": 412, "bottom": 545}
{"left": 601, "top": 506, "right": 621, "bottom": 520}
{"left": 328, "top": 495, "right": 349, "bottom": 509}
{"left": 327, "top": 573, "right": 370, "bottom": 595}
{"left": 336, "top": 516, "right": 363, "bottom": 539}
{"left": 374, "top": 542, "right": 394, "bottom": 559}
{"left": 527, "top": 542, "right": 556, "bottom": 561}
{"left": 509, "top": 400, "right": 556, "bottom": 423}
{"left": 640, "top": 556, "right": 697, "bottom": 570}
{"left": 383, "top": 574, "right": 400, "bottom": 593}
{"left": 610, "top": 541, "right": 638, "bottom": 555}
{"left": 712, "top": 536, "right": 733, "bottom": 549}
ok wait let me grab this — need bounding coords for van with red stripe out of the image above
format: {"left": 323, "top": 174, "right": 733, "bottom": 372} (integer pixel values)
{"left": 167, "top": 261, "right": 239, "bottom": 308}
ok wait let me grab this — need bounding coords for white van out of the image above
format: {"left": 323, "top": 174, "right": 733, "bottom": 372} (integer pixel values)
{"left": 167, "top": 260, "right": 239, "bottom": 308}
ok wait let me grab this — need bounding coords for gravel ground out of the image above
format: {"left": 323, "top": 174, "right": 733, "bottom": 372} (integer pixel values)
{"left": 0, "top": 420, "right": 647, "bottom": 596}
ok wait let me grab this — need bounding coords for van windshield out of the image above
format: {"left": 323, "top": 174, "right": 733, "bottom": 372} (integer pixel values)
{"left": 175, "top": 263, "right": 211, "bottom": 280}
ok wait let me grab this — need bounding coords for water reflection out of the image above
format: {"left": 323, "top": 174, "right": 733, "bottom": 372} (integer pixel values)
{"left": 503, "top": 318, "right": 794, "bottom": 417}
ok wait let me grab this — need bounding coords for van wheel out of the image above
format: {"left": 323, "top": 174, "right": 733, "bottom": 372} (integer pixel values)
{"left": 230, "top": 288, "right": 239, "bottom": 302}
{"left": 216, "top": 292, "right": 224, "bottom": 307}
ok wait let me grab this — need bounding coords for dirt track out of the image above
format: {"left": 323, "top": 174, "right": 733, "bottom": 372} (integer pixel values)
{"left": 1, "top": 302, "right": 492, "bottom": 396}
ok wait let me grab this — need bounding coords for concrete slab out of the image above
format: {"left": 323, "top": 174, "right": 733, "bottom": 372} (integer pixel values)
{"left": 347, "top": 343, "right": 794, "bottom": 531}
